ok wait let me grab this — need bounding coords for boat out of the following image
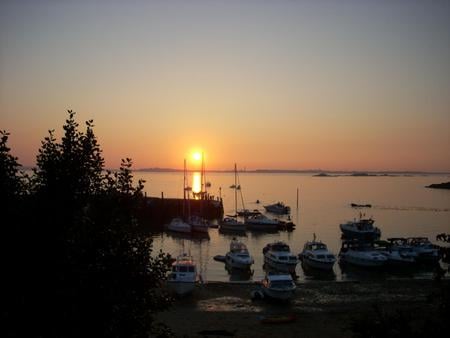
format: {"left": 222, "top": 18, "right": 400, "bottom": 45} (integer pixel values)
{"left": 220, "top": 164, "right": 246, "bottom": 233}
{"left": 264, "top": 202, "right": 291, "bottom": 215}
{"left": 261, "top": 272, "right": 296, "bottom": 301}
{"left": 236, "top": 209, "right": 261, "bottom": 217}
{"left": 263, "top": 241, "right": 299, "bottom": 272}
{"left": 406, "top": 237, "right": 440, "bottom": 263}
{"left": 225, "top": 238, "right": 254, "bottom": 270}
{"left": 245, "top": 214, "right": 279, "bottom": 231}
{"left": 299, "top": 236, "right": 336, "bottom": 271}
{"left": 339, "top": 241, "right": 387, "bottom": 267}
{"left": 167, "top": 217, "right": 191, "bottom": 233}
{"left": 350, "top": 203, "right": 372, "bottom": 208}
{"left": 167, "top": 253, "right": 197, "bottom": 296}
{"left": 339, "top": 216, "right": 381, "bottom": 239}
{"left": 188, "top": 215, "right": 209, "bottom": 233}
{"left": 373, "top": 240, "right": 416, "bottom": 266}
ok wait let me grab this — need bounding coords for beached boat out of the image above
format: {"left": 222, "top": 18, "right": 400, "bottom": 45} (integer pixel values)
{"left": 340, "top": 217, "right": 381, "bottom": 239}
{"left": 225, "top": 238, "right": 254, "bottom": 270}
{"left": 167, "top": 253, "right": 197, "bottom": 295}
{"left": 299, "top": 236, "right": 336, "bottom": 271}
{"left": 264, "top": 202, "right": 291, "bottom": 215}
{"left": 263, "top": 241, "right": 299, "bottom": 272}
{"left": 167, "top": 217, "right": 191, "bottom": 233}
{"left": 245, "top": 214, "right": 279, "bottom": 231}
{"left": 261, "top": 272, "right": 296, "bottom": 300}
{"left": 339, "top": 241, "right": 387, "bottom": 267}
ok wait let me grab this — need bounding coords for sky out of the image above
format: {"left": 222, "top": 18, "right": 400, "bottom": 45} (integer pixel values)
{"left": 1, "top": 0, "right": 449, "bottom": 172}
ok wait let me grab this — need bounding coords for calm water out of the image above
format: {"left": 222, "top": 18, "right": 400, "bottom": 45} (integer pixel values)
{"left": 137, "top": 171, "right": 450, "bottom": 282}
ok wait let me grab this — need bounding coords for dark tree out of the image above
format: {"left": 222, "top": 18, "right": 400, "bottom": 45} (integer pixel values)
{"left": 5, "top": 110, "right": 172, "bottom": 337}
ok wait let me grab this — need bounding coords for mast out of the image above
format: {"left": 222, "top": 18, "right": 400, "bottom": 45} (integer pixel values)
{"left": 234, "top": 163, "right": 237, "bottom": 216}
{"left": 183, "top": 159, "right": 186, "bottom": 218}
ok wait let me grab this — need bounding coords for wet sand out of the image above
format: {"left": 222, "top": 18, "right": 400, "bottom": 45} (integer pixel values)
{"left": 157, "top": 279, "right": 449, "bottom": 338}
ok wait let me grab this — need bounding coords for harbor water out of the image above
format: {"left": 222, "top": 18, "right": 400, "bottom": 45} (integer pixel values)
{"left": 138, "top": 171, "right": 450, "bottom": 282}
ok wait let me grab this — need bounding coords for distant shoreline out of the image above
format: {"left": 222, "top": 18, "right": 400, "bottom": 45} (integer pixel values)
{"left": 132, "top": 168, "right": 450, "bottom": 176}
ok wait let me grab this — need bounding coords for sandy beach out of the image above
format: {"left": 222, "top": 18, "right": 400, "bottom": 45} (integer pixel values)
{"left": 157, "top": 279, "right": 449, "bottom": 338}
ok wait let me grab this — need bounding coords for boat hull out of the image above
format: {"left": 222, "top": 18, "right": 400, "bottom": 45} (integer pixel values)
{"left": 167, "top": 281, "right": 196, "bottom": 296}
{"left": 340, "top": 254, "right": 386, "bottom": 267}
{"left": 225, "top": 255, "right": 253, "bottom": 270}
{"left": 264, "top": 257, "right": 298, "bottom": 272}
{"left": 302, "top": 257, "right": 335, "bottom": 271}
{"left": 262, "top": 287, "right": 296, "bottom": 301}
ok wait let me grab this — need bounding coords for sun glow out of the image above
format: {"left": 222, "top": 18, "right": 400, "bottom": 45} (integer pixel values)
{"left": 192, "top": 152, "right": 202, "bottom": 161}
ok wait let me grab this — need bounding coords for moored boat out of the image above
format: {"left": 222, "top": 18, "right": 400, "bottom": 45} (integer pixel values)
{"left": 340, "top": 217, "right": 381, "bottom": 240}
{"left": 167, "top": 253, "right": 197, "bottom": 296}
{"left": 264, "top": 202, "right": 290, "bottom": 215}
{"left": 188, "top": 215, "right": 209, "bottom": 233}
{"left": 406, "top": 237, "right": 440, "bottom": 263}
{"left": 263, "top": 241, "right": 299, "bottom": 272}
{"left": 225, "top": 238, "right": 254, "bottom": 270}
{"left": 246, "top": 214, "right": 279, "bottom": 231}
{"left": 339, "top": 241, "right": 387, "bottom": 267}
{"left": 167, "top": 217, "right": 191, "bottom": 233}
{"left": 299, "top": 236, "right": 336, "bottom": 271}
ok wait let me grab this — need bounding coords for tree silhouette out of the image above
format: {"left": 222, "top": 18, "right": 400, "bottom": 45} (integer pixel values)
{"left": 4, "top": 110, "right": 172, "bottom": 337}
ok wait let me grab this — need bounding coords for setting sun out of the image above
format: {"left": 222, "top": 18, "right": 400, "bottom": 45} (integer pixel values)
{"left": 192, "top": 152, "right": 202, "bottom": 162}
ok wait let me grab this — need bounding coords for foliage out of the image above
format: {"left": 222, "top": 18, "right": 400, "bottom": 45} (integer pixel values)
{"left": 4, "top": 110, "right": 173, "bottom": 337}
{"left": 0, "top": 130, "right": 26, "bottom": 199}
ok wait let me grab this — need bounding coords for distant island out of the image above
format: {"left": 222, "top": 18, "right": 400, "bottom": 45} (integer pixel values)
{"left": 426, "top": 182, "right": 450, "bottom": 190}
{"left": 132, "top": 168, "right": 450, "bottom": 176}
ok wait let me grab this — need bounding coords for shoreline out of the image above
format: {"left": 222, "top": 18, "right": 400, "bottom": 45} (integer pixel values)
{"left": 158, "top": 279, "right": 449, "bottom": 337}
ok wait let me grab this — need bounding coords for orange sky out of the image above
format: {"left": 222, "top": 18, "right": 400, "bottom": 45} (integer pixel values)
{"left": 1, "top": 1, "right": 449, "bottom": 172}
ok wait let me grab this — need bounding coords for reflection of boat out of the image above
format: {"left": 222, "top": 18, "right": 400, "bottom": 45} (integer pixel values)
{"left": 299, "top": 236, "right": 336, "bottom": 271}
{"left": 260, "top": 313, "right": 296, "bottom": 324}
{"left": 246, "top": 214, "right": 279, "bottom": 231}
{"left": 261, "top": 272, "right": 296, "bottom": 300}
{"left": 263, "top": 242, "right": 299, "bottom": 272}
{"left": 167, "top": 254, "right": 197, "bottom": 296}
{"left": 167, "top": 217, "right": 191, "bottom": 233}
{"left": 339, "top": 241, "right": 387, "bottom": 267}
{"left": 264, "top": 202, "right": 290, "bottom": 215}
{"left": 340, "top": 216, "right": 381, "bottom": 239}
{"left": 225, "top": 238, "right": 254, "bottom": 270}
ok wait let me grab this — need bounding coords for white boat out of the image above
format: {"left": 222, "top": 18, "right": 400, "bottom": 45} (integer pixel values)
{"left": 340, "top": 217, "right": 381, "bottom": 239}
{"left": 225, "top": 238, "right": 254, "bottom": 270}
{"left": 299, "top": 236, "right": 336, "bottom": 271}
{"left": 188, "top": 215, "right": 209, "bottom": 233}
{"left": 386, "top": 238, "right": 419, "bottom": 261}
{"left": 264, "top": 202, "right": 290, "bottom": 215}
{"left": 245, "top": 214, "right": 279, "bottom": 231}
{"left": 406, "top": 237, "right": 440, "bottom": 263}
{"left": 261, "top": 272, "right": 296, "bottom": 300}
{"left": 374, "top": 240, "right": 416, "bottom": 266}
{"left": 263, "top": 241, "right": 299, "bottom": 272}
{"left": 339, "top": 241, "right": 387, "bottom": 267}
{"left": 220, "top": 164, "right": 247, "bottom": 233}
{"left": 167, "top": 217, "right": 191, "bottom": 233}
{"left": 167, "top": 254, "right": 197, "bottom": 296}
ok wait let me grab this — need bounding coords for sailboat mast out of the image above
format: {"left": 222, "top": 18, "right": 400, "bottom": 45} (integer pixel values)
{"left": 183, "top": 159, "right": 186, "bottom": 218}
{"left": 234, "top": 163, "right": 237, "bottom": 216}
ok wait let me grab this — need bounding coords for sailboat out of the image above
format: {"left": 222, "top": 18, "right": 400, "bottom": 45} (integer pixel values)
{"left": 167, "top": 159, "right": 191, "bottom": 233}
{"left": 219, "top": 164, "right": 246, "bottom": 232}
{"left": 188, "top": 153, "right": 210, "bottom": 233}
